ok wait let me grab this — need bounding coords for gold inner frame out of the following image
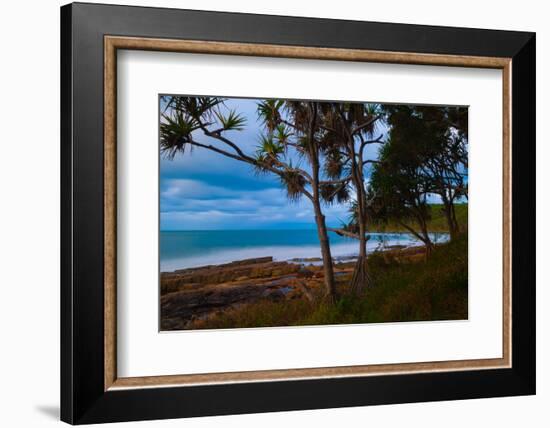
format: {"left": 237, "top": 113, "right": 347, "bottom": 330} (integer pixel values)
{"left": 104, "top": 35, "right": 512, "bottom": 391}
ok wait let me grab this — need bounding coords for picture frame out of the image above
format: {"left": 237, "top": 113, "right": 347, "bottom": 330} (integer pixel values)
{"left": 60, "top": 2, "right": 535, "bottom": 424}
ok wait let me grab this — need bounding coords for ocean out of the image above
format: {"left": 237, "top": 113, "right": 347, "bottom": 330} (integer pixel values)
{"left": 160, "top": 229, "right": 449, "bottom": 272}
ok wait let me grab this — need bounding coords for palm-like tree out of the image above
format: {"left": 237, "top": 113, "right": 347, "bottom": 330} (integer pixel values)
{"left": 319, "top": 102, "right": 384, "bottom": 294}
{"left": 255, "top": 100, "right": 365, "bottom": 301}
{"left": 160, "top": 96, "right": 349, "bottom": 303}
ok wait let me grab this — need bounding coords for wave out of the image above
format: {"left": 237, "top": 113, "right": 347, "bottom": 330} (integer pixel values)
{"left": 160, "top": 233, "right": 447, "bottom": 272}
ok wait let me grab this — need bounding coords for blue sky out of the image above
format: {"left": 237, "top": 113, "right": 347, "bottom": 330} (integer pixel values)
{"left": 160, "top": 98, "right": 383, "bottom": 231}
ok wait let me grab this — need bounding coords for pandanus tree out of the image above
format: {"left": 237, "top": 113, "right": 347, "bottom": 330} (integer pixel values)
{"left": 254, "top": 100, "right": 354, "bottom": 302}
{"left": 317, "top": 102, "right": 384, "bottom": 294}
{"left": 160, "top": 96, "right": 345, "bottom": 303}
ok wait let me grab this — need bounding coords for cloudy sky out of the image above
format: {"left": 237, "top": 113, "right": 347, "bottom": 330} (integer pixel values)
{"left": 160, "top": 97, "right": 383, "bottom": 231}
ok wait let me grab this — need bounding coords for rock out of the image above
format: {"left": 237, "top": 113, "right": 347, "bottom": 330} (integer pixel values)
{"left": 161, "top": 258, "right": 300, "bottom": 291}
{"left": 160, "top": 257, "right": 307, "bottom": 330}
{"left": 289, "top": 257, "right": 322, "bottom": 263}
{"left": 171, "top": 256, "right": 273, "bottom": 274}
{"left": 297, "top": 267, "right": 315, "bottom": 278}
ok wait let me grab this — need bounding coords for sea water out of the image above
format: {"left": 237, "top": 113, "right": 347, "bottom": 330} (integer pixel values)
{"left": 160, "top": 229, "right": 448, "bottom": 272}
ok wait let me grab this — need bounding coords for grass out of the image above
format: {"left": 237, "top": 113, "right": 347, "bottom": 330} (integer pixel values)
{"left": 370, "top": 203, "right": 468, "bottom": 233}
{"left": 190, "top": 233, "right": 468, "bottom": 330}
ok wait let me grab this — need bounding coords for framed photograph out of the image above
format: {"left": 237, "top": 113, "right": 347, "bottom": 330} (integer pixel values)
{"left": 61, "top": 2, "right": 535, "bottom": 424}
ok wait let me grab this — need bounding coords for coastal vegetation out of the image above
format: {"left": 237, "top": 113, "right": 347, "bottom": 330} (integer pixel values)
{"left": 370, "top": 203, "right": 467, "bottom": 233}
{"left": 159, "top": 97, "right": 468, "bottom": 330}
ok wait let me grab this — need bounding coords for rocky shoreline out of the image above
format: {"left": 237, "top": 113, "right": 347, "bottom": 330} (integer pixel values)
{"left": 160, "top": 246, "right": 427, "bottom": 331}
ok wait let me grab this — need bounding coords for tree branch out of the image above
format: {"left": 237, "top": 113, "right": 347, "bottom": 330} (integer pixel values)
{"left": 187, "top": 141, "right": 254, "bottom": 165}
{"left": 327, "top": 227, "right": 361, "bottom": 240}
{"left": 397, "top": 220, "right": 430, "bottom": 245}
{"left": 352, "top": 115, "right": 381, "bottom": 135}
{"left": 360, "top": 133, "right": 385, "bottom": 151}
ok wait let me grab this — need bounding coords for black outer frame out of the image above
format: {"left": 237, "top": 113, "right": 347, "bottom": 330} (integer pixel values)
{"left": 60, "top": 2, "right": 536, "bottom": 424}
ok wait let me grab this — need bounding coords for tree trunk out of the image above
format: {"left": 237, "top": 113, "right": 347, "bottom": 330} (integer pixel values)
{"left": 312, "top": 199, "right": 337, "bottom": 303}
{"left": 418, "top": 216, "right": 433, "bottom": 261}
{"left": 441, "top": 196, "right": 459, "bottom": 241}
{"left": 443, "top": 205, "right": 457, "bottom": 240}
{"left": 307, "top": 104, "right": 336, "bottom": 304}
{"left": 348, "top": 143, "right": 372, "bottom": 295}
{"left": 350, "top": 221, "right": 372, "bottom": 294}
{"left": 450, "top": 202, "right": 459, "bottom": 235}
{"left": 424, "top": 240, "right": 434, "bottom": 259}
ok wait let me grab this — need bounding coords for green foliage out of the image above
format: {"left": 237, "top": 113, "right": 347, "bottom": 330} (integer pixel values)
{"left": 214, "top": 109, "right": 247, "bottom": 131}
{"left": 254, "top": 134, "right": 286, "bottom": 174}
{"left": 257, "top": 134, "right": 284, "bottom": 157}
{"left": 274, "top": 123, "right": 293, "bottom": 145}
{"left": 160, "top": 96, "right": 224, "bottom": 158}
{"left": 369, "top": 137, "right": 432, "bottom": 233}
{"left": 160, "top": 111, "right": 200, "bottom": 159}
{"left": 371, "top": 203, "right": 468, "bottom": 233}
{"left": 303, "top": 234, "right": 468, "bottom": 325}
{"left": 365, "top": 105, "right": 468, "bottom": 243}
{"left": 165, "top": 96, "right": 223, "bottom": 120}
{"left": 257, "top": 99, "right": 285, "bottom": 131}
